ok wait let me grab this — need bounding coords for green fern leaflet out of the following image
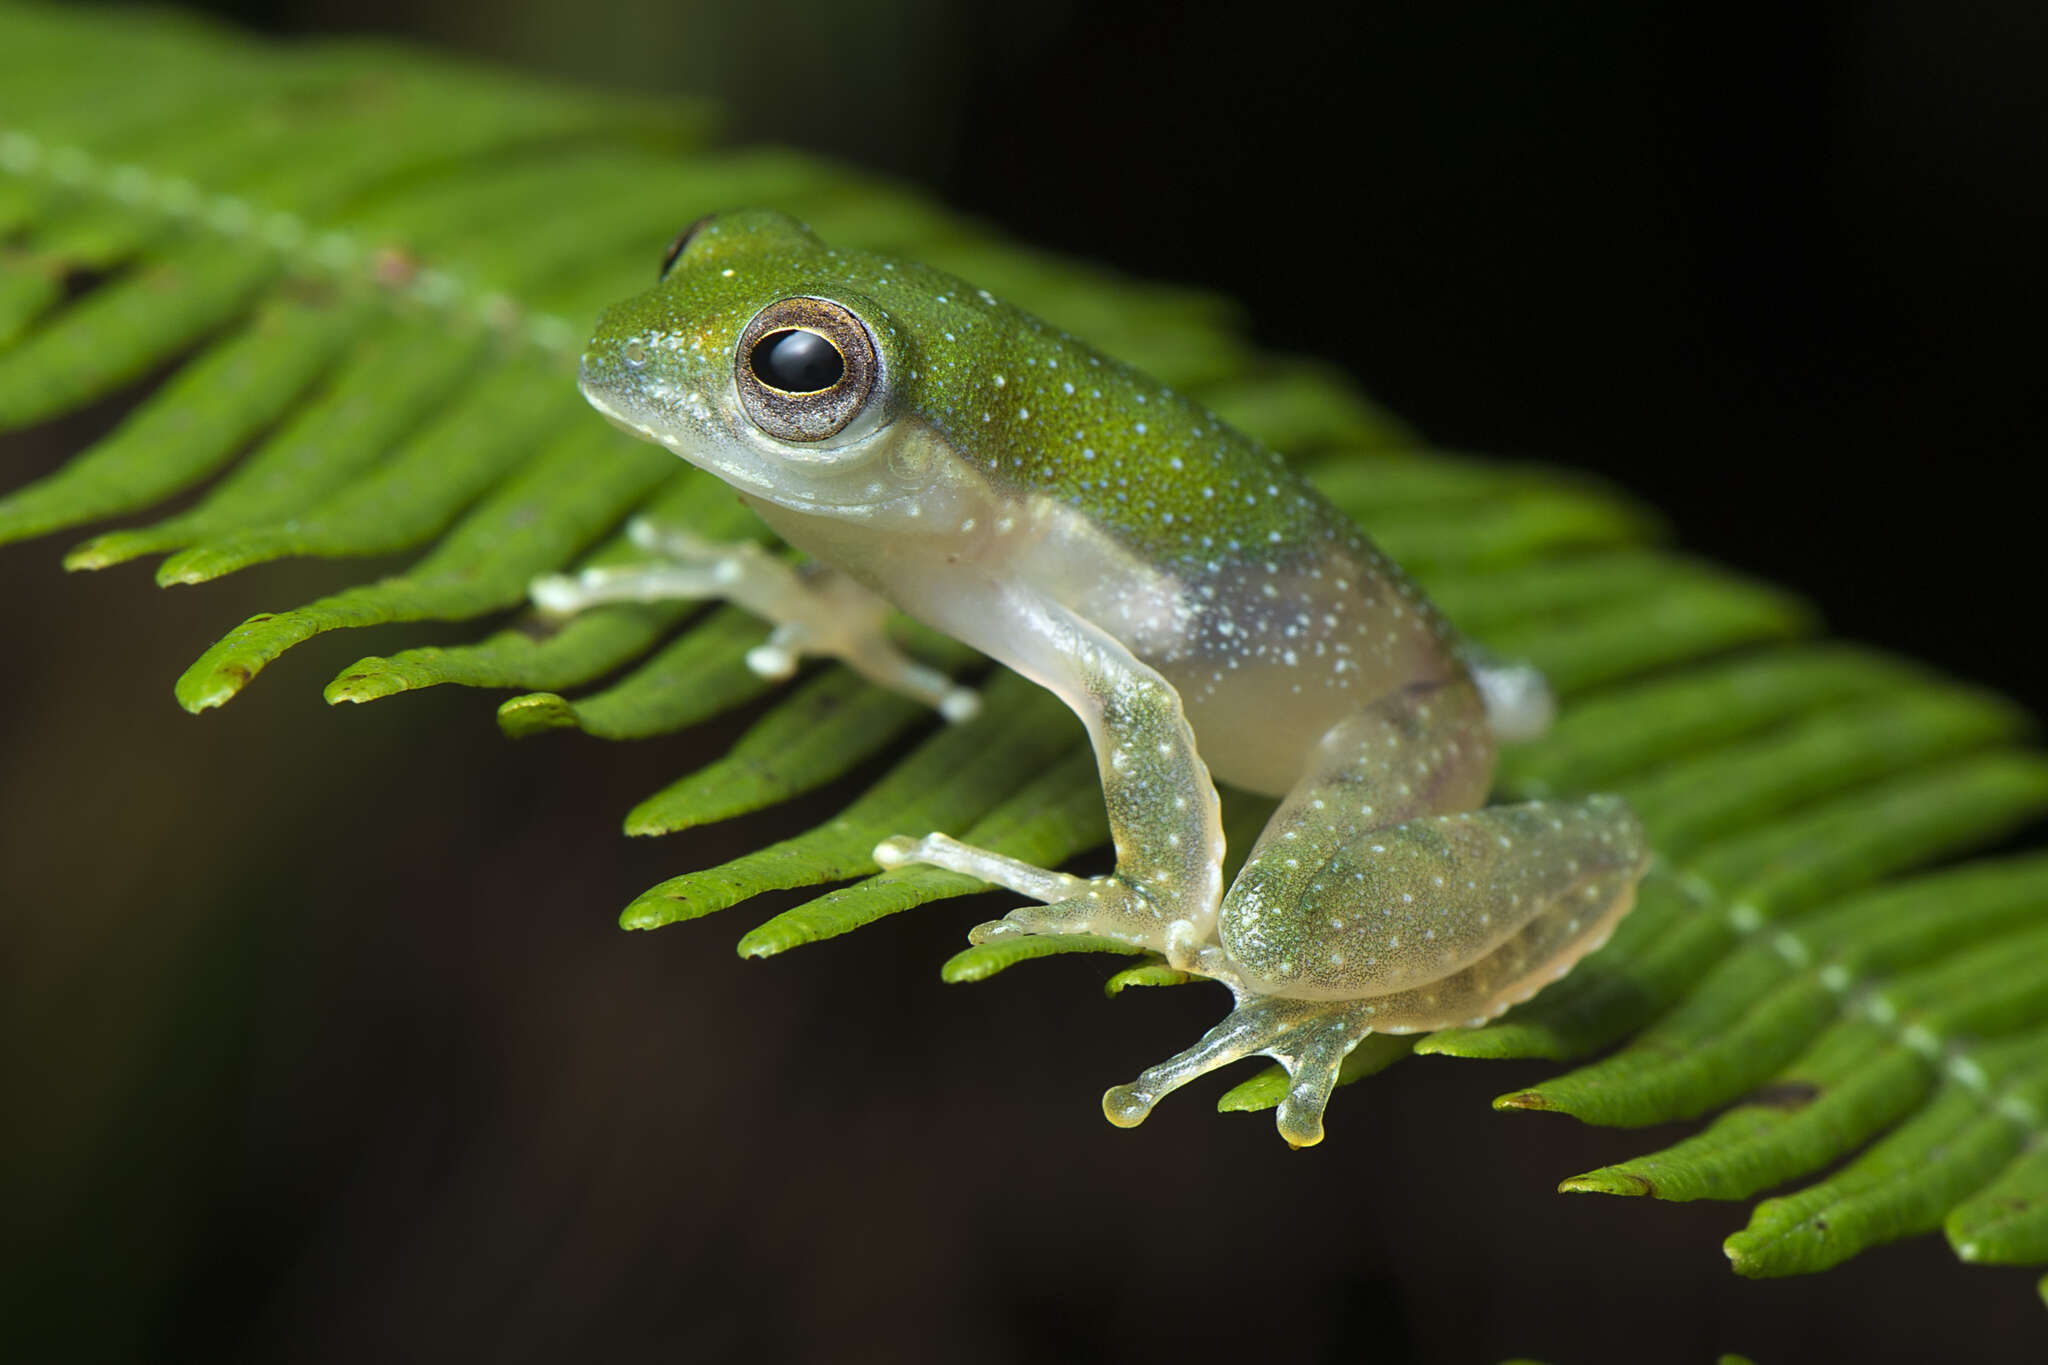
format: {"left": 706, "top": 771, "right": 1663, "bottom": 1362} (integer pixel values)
{"left": 3, "top": 0, "right": 2045, "bottom": 1300}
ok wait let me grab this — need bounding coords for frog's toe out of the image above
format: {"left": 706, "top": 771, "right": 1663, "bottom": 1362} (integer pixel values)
{"left": 1275, "top": 1082, "right": 1330, "bottom": 1148}
{"left": 528, "top": 571, "right": 584, "bottom": 613}
{"left": 625, "top": 516, "right": 716, "bottom": 558}
{"left": 1268, "top": 1010, "right": 1373, "bottom": 1148}
{"left": 873, "top": 831, "right": 1089, "bottom": 904}
{"left": 965, "top": 897, "right": 1115, "bottom": 945}
{"left": 935, "top": 686, "right": 981, "bottom": 723}
{"left": 1101, "top": 1030, "right": 1255, "bottom": 1130}
{"left": 1102, "top": 996, "right": 1324, "bottom": 1131}
{"left": 872, "top": 835, "right": 921, "bottom": 867}
{"left": 744, "top": 640, "right": 800, "bottom": 680}
{"left": 1102, "top": 1079, "right": 1159, "bottom": 1128}
{"left": 963, "top": 879, "right": 1177, "bottom": 951}
{"left": 1105, "top": 997, "right": 1376, "bottom": 1145}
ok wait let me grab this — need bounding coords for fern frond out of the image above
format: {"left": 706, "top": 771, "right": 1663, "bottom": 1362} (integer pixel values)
{"left": 5, "top": 0, "right": 2046, "bottom": 1294}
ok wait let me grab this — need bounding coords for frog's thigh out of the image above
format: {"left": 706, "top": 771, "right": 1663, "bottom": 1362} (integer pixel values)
{"left": 1214, "top": 678, "right": 1493, "bottom": 967}
{"left": 529, "top": 518, "right": 975, "bottom": 720}
{"left": 1258, "top": 677, "right": 1499, "bottom": 836}
{"left": 876, "top": 586, "right": 1226, "bottom": 958}
{"left": 1221, "top": 796, "right": 1649, "bottom": 1027}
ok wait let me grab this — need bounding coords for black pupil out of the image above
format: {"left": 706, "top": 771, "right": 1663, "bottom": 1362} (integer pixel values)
{"left": 751, "top": 329, "right": 844, "bottom": 392}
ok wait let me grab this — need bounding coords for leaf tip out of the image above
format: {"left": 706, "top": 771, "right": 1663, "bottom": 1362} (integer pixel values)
{"left": 155, "top": 548, "right": 230, "bottom": 586}
{"left": 61, "top": 537, "right": 125, "bottom": 572}
{"left": 734, "top": 927, "right": 791, "bottom": 959}
{"left": 939, "top": 947, "right": 993, "bottom": 984}
{"left": 1215, "top": 1067, "right": 1288, "bottom": 1113}
{"left": 622, "top": 800, "right": 684, "bottom": 838}
{"left": 620, "top": 894, "right": 682, "bottom": 931}
{"left": 324, "top": 659, "right": 407, "bottom": 704}
{"left": 1102, "top": 960, "right": 1187, "bottom": 997}
{"left": 1492, "top": 1089, "right": 1555, "bottom": 1112}
{"left": 497, "top": 691, "right": 578, "bottom": 737}
{"left": 1559, "top": 1168, "right": 1656, "bottom": 1198}
{"left": 174, "top": 663, "right": 251, "bottom": 713}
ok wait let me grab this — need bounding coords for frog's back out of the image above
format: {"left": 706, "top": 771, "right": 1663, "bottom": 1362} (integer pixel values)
{"left": 866, "top": 275, "right": 1462, "bottom": 793}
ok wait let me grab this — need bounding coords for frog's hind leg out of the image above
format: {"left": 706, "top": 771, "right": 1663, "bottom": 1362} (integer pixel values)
{"left": 1102, "top": 996, "right": 1376, "bottom": 1148}
{"left": 1111, "top": 796, "right": 1647, "bottom": 1149}
{"left": 1342, "top": 799, "right": 1651, "bottom": 1031}
{"left": 528, "top": 518, "right": 977, "bottom": 720}
{"left": 1220, "top": 796, "right": 1650, "bottom": 1028}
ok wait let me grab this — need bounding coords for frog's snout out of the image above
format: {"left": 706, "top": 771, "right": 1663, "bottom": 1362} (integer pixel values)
{"left": 574, "top": 355, "right": 610, "bottom": 410}
{"left": 576, "top": 342, "right": 637, "bottom": 413}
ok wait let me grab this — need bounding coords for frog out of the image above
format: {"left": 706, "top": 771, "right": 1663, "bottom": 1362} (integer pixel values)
{"left": 538, "top": 209, "right": 1651, "bottom": 1147}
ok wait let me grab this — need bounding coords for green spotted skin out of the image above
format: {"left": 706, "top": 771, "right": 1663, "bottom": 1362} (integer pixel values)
{"left": 589, "top": 211, "right": 1391, "bottom": 560}
{"left": 578, "top": 211, "right": 1650, "bottom": 1146}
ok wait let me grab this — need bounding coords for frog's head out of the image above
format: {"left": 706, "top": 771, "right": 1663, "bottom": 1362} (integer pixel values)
{"left": 579, "top": 210, "right": 952, "bottom": 525}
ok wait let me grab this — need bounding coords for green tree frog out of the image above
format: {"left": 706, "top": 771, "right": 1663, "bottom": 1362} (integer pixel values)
{"left": 540, "top": 211, "right": 1650, "bottom": 1147}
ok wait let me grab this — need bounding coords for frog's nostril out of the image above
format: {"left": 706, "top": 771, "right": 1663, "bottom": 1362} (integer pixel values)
{"left": 622, "top": 337, "right": 649, "bottom": 370}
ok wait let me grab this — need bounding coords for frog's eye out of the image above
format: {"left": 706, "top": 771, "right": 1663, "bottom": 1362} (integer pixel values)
{"left": 734, "top": 296, "right": 879, "bottom": 443}
{"left": 658, "top": 215, "right": 715, "bottom": 281}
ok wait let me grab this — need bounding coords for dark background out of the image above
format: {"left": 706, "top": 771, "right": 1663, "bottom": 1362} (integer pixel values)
{"left": 5, "top": 2, "right": 2047, "bottom": 1362}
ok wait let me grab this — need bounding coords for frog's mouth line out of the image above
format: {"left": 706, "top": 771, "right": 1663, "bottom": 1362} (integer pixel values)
{"left": 579, "top": 384, "right": 670, "bottom": 447}
{"left": 578, "top": 377, "right": 760, "bottom": 486}
{"left": 577, "top": 366, "right": 704, "bottom": 440}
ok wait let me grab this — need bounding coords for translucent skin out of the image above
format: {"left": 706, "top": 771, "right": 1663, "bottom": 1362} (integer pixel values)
{"left": 575, "top": 211, "right": 1650, "bottom": 1146}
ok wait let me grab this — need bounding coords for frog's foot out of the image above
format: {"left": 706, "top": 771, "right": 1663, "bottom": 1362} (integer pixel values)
{"left": 529, "top": 519, "right": 977, "bottom": 721}
{"left": 1102, "top": 995, "right": 1375, "bottom": 1148}
{"left": 873, "top": 832, "right": 1194, "bottom": 957}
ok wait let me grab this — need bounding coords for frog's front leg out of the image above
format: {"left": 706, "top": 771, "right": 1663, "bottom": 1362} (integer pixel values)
{"left": 529, "top": 518, "right": 978, "bottom": 720}
{"left": 874, "top": 586, "right": 1226, "bottom": 964}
